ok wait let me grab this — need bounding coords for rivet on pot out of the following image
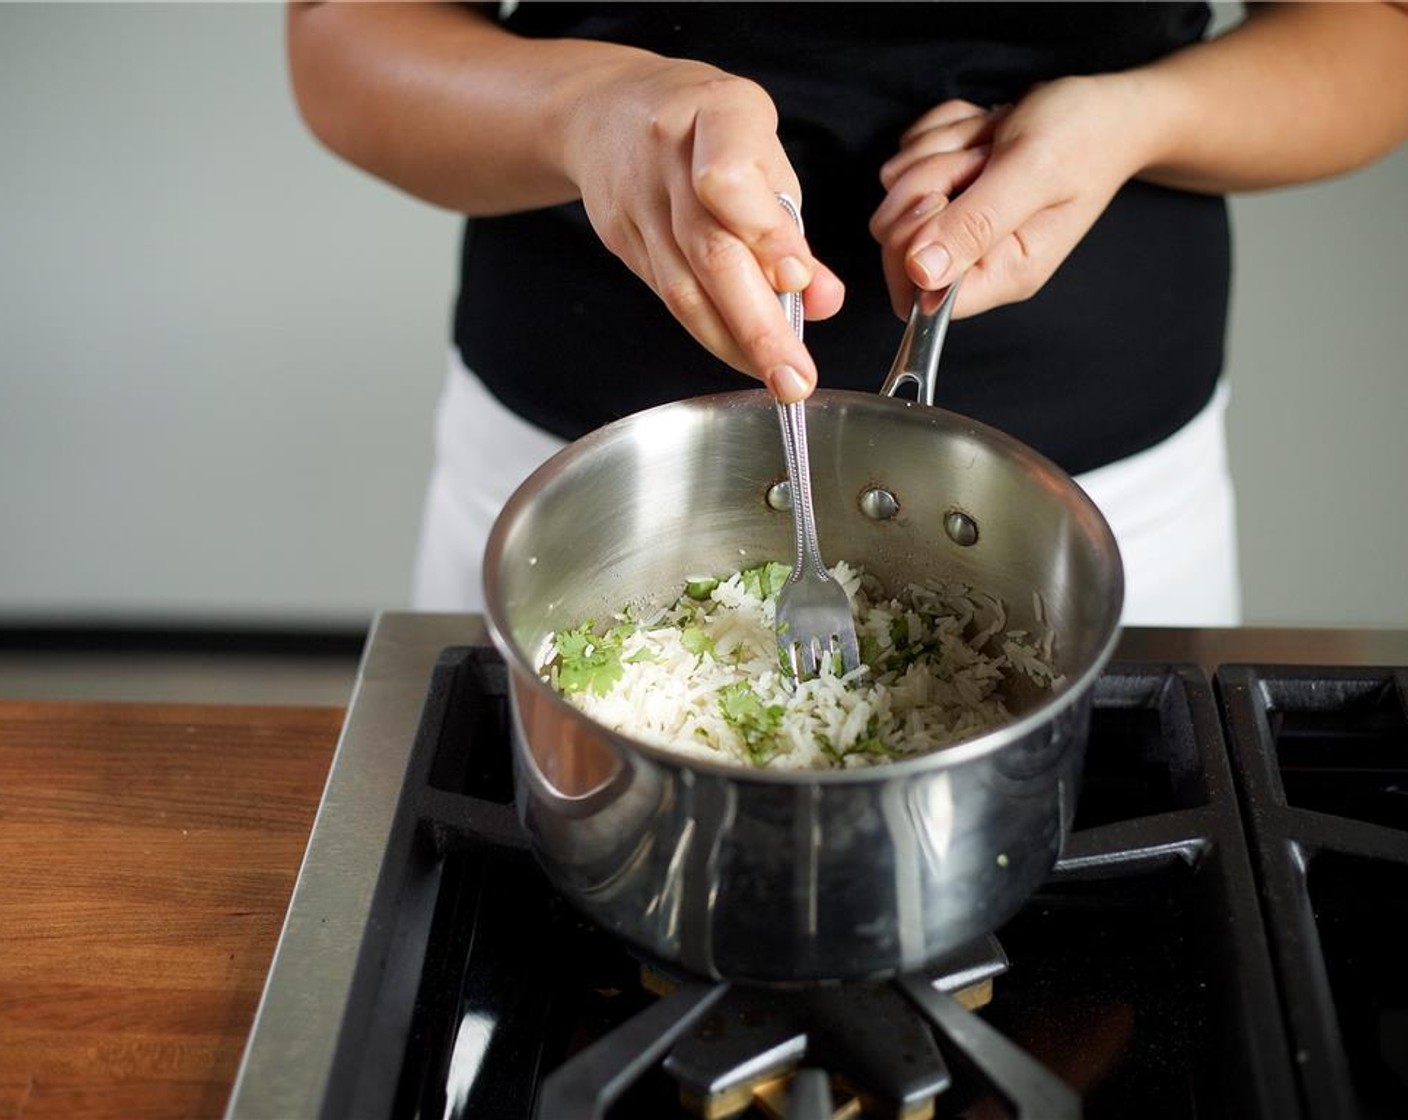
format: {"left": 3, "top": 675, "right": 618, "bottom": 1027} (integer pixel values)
{"left": 859, "top": 487, "right": 900, "bottom": 521}
{"left": 945, "top": 510, "right": 979, "bottom": 547}
{"left": 766, "top": 480, "right": 792, "bottom": 512}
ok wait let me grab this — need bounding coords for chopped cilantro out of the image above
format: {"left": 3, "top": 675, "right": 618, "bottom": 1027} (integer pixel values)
{"left": 739, "top": 560, "right": 792, "bottom": 601}
{"left": 858, "top": 634, "right": 885, "bottom": 668}
{"left": 853, "top": 735, "right": 899, "bottom": 759}
{"left": 680, "top": 626, "right": 714, "bottom": 658}
{"left": 885, "top": 614, "right": 931, "bottom": 671}
{"left": 684, "top": 576, "right": 720, "bottom": 601}
{"left": 540, "top": 560, "right": 1056, "bottom": 771}
{"left": 717, "top": 681, "right": 786, "bottom": 764}
{"left": 835, "top": 714, "right": 898, "bottom": 761}
{"left": 553, "top": 619, "right": 628, "bottom": 696}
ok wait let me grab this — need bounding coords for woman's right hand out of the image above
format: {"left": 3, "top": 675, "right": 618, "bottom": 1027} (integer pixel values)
{"left": 288, "top": 7, "right": 842, "bottom": 398}
{"left": 556, "top": 56, "right": 845, "bottom": 401}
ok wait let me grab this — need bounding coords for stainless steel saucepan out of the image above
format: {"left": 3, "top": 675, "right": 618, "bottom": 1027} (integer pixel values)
{"left": 482, "top": 295, "right": 1124, "bottom": 982}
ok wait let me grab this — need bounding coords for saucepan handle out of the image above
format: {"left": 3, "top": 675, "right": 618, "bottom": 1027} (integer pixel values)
{"left": 880, "top": 280, "right": 961, "bottom": 407}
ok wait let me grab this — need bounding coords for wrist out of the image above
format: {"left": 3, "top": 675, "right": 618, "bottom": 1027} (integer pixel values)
{"left": 1108, "top": 61, "right": 1209, "bottom": 188}
{"left": 543, "top": 44, "right": 664, "bottom": 194}
{"left": 1097, "top": 67, "right": 1194, "bottom": 183}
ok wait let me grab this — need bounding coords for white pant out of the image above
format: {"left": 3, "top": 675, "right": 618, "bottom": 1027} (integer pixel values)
{"left": 413, "top": 353, "right": 1241, "bottom": 627}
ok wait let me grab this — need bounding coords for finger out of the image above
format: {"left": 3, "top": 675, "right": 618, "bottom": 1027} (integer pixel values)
{"left": 948, "top": 241, "right": 1037, "bottom": 320}
{"left": 872, "top": 190, "right": 951, "bottom": 319}
{"left": 947, "top": 203, "right": 1081, "bottom": 318}
{"left": 690, "top": 96, "right": 817, "bottom": 294}
{"left": 881, "top": 115, "right": 998, "bottom": 189}
{"left": 668, "top": 194, "right": 820, "bottom": 402}
{"left": 902, "top": 149, "right": 1066, "bottom": 292}
{"left": 869, "top": 146, "right": 988, "bottom": 244}
{"left": 881, "top": 227, "right": 920, "bottom": 321}
{"left": 650, "top": 243, "right": 815, "bottom": 400}
{"left": 647, "top": 211, "right": 840, "bottom": 390}
{"left": 900, "top": 98, "right": 990, "bottom": 142}
{"left": 801, "top": 259, "right": 846, "bottom": 323}
{"left": 631, "top": 212, "right": 746, "bottom": 367}
{"left": 625, "top": 196, "right": 793, "bottom": 383}
{"left": 872, "top": 150, "right": 988, "bottom": 318}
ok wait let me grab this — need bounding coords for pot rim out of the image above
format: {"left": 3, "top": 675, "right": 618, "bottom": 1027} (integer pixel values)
{"left": 484, "top": 387, "right": 1125, "bottom": 785}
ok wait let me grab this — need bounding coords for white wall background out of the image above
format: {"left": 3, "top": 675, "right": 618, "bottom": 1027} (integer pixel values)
{"left": 2, "top": 4, "right": 1406, "bottom": 630}
{"left": 1, "top": 4, "right": 457, "bottom": 627}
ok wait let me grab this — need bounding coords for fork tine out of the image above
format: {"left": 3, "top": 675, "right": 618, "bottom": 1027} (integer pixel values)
{"left": 782, "top": 626, "right": 861, "bottom": 683}
{"left": 836, "top": 629, "right": 861, "bottom": 675}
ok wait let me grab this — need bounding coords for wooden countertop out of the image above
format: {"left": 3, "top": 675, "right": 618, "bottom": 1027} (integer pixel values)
{"left": 0, "top": 700, "right": 343, "bottom": 1120}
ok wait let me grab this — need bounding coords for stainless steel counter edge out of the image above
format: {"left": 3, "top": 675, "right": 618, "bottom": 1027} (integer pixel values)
{"left": 225, "top": 611, "right": 490, "bottom": 1120}
{"left": 1112, "top": 624, "right": 1408, "bottom": 672}
{"left": 223, "top": 614, "right": 1408, "bottom": 1118}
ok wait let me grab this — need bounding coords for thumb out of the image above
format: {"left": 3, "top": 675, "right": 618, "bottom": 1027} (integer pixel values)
{"left": 906, "top": 198, "right": 1003, "bottom": 291}
{"left": 904, "top": 160, "right": 1033, "bottom": 291}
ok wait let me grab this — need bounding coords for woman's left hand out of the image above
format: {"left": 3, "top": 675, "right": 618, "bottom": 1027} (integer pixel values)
{"left": 869, "top": 74, "right": 1155, "bottom": 320}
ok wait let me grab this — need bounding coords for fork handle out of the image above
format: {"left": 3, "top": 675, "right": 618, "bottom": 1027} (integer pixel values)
{"left": 776, "top": 399, "right": 830, "bottom": 581}
{"left": 773, "top": 196, "right": 832, "bottom": 585}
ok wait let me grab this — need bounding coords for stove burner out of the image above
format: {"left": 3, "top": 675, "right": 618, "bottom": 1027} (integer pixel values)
{"left": 667, "top": 975, "right": 956, "bottom": 1119}
{"left": 536, "top": 936, "right": 1077, "bottom": 1120}
{"left": 229, "top": 636, "right": 1408, "bottom": 1120}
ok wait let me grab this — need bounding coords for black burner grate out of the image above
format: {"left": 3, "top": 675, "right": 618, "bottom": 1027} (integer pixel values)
{"left": 1218, "top": 666, "right": 1408, "bottom": 1120}
{"left": 314, "top": 650, "right": 1393, "bottom": 1119}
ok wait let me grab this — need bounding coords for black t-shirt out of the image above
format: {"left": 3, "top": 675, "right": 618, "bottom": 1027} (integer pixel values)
{"left": 454, "top": 2, "right": 1229, "bottom": 476}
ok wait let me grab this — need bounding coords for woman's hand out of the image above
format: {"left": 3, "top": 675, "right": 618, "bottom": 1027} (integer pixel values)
{"left": 290, "top": 2, "right": 1408, "bottom": 345}
{"left": 869, "top": 75, "right": 1153, "bottom": 320}
{"left": 559, "top": 56, "right": 845, "bottom": 400}
{"left": 870, "top": 3, "right": 1408, "bottom": 322}
{"left": 287, "top": 5, "right": 842, "bottom": 401}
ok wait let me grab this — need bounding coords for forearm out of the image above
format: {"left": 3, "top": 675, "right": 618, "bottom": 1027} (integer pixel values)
{"left": 1130, "top": 2, "right": 1408, "bottom": 193}
{"left": 286, "top": 1, "right": 651, "bottom": 214}
{"left": 288, "top": 1, "right": 847, "bottom": 399}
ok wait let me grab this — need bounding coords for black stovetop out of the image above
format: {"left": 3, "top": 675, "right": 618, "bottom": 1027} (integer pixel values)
{"left": 296, "top": 648, "right": 1407, "bottom": 1120}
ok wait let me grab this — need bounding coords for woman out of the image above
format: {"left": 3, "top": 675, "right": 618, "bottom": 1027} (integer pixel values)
{"left": 286, "top": 2, "right": 1408, "bottom": 623}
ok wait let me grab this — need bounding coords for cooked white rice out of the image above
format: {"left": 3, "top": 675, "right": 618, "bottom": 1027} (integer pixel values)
{"left": 538, "top": 561, "right": 1062, "bottom": 770}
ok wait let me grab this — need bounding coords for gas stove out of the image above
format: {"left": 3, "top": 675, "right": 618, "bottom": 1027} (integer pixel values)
{"left": 226, "top": 615, "right": 1408, "bottom": 1119}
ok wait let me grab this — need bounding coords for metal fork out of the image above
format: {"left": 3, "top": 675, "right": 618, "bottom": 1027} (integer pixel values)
{"left": 772, "top": 195, "right": 861, "bottom": 680}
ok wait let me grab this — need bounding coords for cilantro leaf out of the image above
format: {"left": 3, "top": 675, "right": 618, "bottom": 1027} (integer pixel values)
{"left": 553, "top": 620, "right": 627, "bottom": 696}
{"left": 739, "top": 561, "right": 792, "bottom": 601}
{"left": 858, "top": 634, "right": 885, "bottom": 668}
{"left": 717, "top": 681, "right": 786, "bottom": 764}
{"left": 680, "top": 626, "right": 715, "bottom": 658}
{"left": 684, "top": 576, "right": 720, "bottom": 601}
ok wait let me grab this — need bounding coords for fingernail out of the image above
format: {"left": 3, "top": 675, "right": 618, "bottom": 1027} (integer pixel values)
{"left": 911, "top": 191, "right": 946, "bottom": 221}
{"left": 911, "top": 245, "right": 951, "bottom": 288}
{"left": 776, "top": 256, "right": 811, "bottom": 292}
{"left": 768, "top": 363, "right": 812, "bottom": 402}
